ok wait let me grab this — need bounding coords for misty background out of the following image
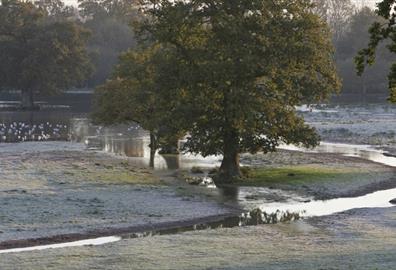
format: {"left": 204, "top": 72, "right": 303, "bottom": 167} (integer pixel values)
{"left": 0, "top": 0, "right": 391, "bottom": 106}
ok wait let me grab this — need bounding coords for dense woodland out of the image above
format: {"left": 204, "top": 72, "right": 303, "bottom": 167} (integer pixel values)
{"left": 82, "top": 0, "right": 396, "bottom": 102}
{"left": 83, "top": 0, "right": 396, "bottom": 102}
{"left": 0, "top": 0, "right": 393, "bottom": 102}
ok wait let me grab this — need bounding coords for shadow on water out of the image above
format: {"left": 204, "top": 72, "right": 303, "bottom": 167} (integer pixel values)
{"left": 219, "top": 186, "right": 240, "bottom": 201}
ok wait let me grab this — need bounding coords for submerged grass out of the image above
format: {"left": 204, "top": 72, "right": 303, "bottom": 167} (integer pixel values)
{"left": 70, "top": 169, "right": 163, "bottom": 185}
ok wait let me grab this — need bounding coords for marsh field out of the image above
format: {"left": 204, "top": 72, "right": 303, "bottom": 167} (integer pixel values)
{"left": 0, "top": 104, "right": 395, "bottom": 269}
{"left": 2, "top": 0, "right": 396, "bottom": 268}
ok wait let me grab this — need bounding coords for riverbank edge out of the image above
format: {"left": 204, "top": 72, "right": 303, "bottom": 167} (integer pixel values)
{"left": 0, "top": 212, "right": 242, "bottom": 251}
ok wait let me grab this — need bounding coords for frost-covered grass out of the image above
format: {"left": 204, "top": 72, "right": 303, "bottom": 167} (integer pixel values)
{"left": 301, "top": 104, "right": 396, "bottom": 146}
{"left": 0, "top": 142, "right": 232, "bottom": 243}
{"left": 1, "top": 207, "right": 395, "bottom": 270}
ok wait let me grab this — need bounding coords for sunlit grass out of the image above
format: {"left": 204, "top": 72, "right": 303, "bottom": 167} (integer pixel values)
{"left": 83, "top": 171, "right": 163, "bottom": 185}
{"left": 238, "top": 165, "right": 363, "bottom": 186}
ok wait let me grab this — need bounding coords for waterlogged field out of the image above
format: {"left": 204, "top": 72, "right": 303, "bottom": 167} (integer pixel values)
{"left": 0, "top": 142, "right": 234, "bottom": 243}
{"left": 300, "top": 104, "right": 396, "bottom": 147}
{"left": 0, "top": 105, "right": 395, "bottom": 269}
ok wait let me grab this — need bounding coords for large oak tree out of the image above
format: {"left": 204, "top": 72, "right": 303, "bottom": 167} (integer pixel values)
{"left": 93, "top": 44, "right": 186, "bottom": 166}
{"left": 139, "top": 0, "right": 341, "bottom": 183}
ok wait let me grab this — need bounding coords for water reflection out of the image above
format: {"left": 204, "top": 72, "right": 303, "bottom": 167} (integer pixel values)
{"left": 161, "top": 155, "right": 180, "bottom": 170}
{"left": 259, "top": 187, "right": 396, "bottom": 217}
{"left": 219, "top": 186, "right": 239, "bottom": 200}
{"left": 102, "top": 137, "right": 146, "bottom": 158}
{"left": 0, "top": 110, "right": 83, "bottom": 142}
{"left": 280, "top": 142, "right": 396, "bottom": 167}
{"left": 75, "top": 119, "right": 221, "bottom": 170}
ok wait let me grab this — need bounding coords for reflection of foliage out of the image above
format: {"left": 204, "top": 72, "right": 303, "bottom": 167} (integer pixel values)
{"left": 355, "top": 0, "right": 396, "bottom": 102}
{"left": 92, "top": 44, "right": 186, "bottom": 155}
{"left": 243, "top": 208, "right": 302, "bottom": 225}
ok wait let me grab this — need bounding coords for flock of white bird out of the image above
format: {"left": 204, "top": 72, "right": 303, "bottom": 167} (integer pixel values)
{"left": 0, "top": 122, "right": 69, "bottom": 142}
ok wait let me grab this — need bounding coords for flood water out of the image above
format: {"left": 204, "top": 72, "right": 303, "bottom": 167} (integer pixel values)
{"left": 0, "top": 109, "right": 396, "bottom": 254}
{"left": 1, "top": 111, "right": 395, "bottom": 218}
{"left": 281, "top": 142, "right": 396, "bottom": 167}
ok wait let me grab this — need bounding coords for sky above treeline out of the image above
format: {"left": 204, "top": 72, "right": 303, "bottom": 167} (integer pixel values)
{"left": 63, "top": 0, "right": 378, "bottom": 8}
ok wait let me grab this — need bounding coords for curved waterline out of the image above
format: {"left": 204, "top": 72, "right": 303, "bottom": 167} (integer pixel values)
{"left": 255, "top": 142, "right": 396, "bottom": 217}
{"left": 259, "top": 187, "right": 396, "bottom": 218}
{"left": 2, "top": 142, "right": 395, "bottom": 254}
{"left": 0, "top": 236, "right": 121, "bottom": 254}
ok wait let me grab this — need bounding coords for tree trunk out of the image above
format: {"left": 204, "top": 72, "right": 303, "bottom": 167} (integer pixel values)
{"left": 149, "top": 132, "right": 158, "bottom": 168}
{"left": 161, "top": 154, "right": 180, "bottom": 170}
{"left": 21, "top": 89, "right": 36, "bottom": 110}
{"left": 217, "top": 130, "right": 241, "bottom": 185}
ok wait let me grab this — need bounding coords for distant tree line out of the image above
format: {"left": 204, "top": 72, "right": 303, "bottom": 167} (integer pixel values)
{"left": 356, "top": 0, "right": 396, "bottom": 103}
{"left": 1, "top": 0, "right": 392, "bottom": 105}
{"left": 313, "top": 0, "right": 395, "bottom": 102}
{"left": 82, "top": 0, "right": 396, "bottom": 102}
{"left": 77, "top": 0, "right": 139, "bottom": 88}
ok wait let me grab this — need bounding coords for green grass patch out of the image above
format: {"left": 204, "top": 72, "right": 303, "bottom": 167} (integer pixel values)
{"left": 238, "top": 165, "right": 362, "bottom": 186}
{"left": 71, "top": 170, "right": 163, "bottom": 186}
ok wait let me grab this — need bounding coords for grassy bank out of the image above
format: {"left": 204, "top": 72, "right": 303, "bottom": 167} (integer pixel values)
{"left": 238, "top": 165, "right": 362, "bottom": 186}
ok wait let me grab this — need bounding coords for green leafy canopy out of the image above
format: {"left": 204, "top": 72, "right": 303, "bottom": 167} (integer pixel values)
{"left": 139, "top": 0, "right": 340, "bottom": 157}
{"left": 94, "top": 0, "right": 340, "bottom": 179}
{"left": 355, "top": 0, "right": 396, "bottom": 102}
